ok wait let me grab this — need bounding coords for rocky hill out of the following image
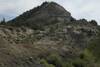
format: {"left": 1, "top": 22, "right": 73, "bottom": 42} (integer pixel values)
{"left": 0, "top": 2, "right": 100, "bottom": 67}
{"left": 8, "top": 2, "right": 71, "bottom": 29}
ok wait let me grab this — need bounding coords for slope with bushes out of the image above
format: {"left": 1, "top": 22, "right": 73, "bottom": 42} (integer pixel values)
{"left": 0, "top": 2, "right": 100, "bottom": 67}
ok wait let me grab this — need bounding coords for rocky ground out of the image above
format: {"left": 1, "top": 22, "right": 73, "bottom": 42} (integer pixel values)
{"left": 0, "top": 2, "right": 100, "bottom": 67}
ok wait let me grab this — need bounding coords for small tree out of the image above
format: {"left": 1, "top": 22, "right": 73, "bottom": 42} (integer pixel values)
{"left": 0, "top": 18, "right": 6, "bottom": 25}
{"left": 89, "top": 20, "right": 98, "bottom": 26}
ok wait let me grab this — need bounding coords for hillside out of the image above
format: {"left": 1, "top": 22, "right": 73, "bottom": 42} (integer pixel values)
{"left": 8, "top": 2, "right": 71, "bottom": 29}
{"left": 0, "top": 2, "right": 100, "bottom": 67}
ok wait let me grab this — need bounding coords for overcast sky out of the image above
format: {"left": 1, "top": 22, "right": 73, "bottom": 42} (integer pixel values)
{"left": 0, "top": 0, "right": 100, "bottom": 24}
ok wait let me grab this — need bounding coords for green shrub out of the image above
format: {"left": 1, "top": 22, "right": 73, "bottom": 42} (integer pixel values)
{"left": 40, "top": 59, "right": 55, "bottom": 67}
{"left": 80, "top": 49, "right": 95, "bottom": 62}
{"left": 46, "top": 53, "right": 63, "bottom": 67}
{"left": 87, "top": 31, "right": 100, "bottom": 61}
{"left": 46, "top": 53, "right": 74, "bottom": 67}
{"left": 62, "top": 62, "right": 74, "bottom": 67}
{"left": 72, "top": 59, "right": 85, "bottom": 67}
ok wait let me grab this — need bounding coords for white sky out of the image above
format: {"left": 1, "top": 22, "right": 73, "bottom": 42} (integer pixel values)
{"left": 0, "top": 0, "right": 100, "bottom": 24}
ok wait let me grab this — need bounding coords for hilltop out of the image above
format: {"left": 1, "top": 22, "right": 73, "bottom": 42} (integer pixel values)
{"left": 0, "top": 2, "right": 100, "bottom": 67}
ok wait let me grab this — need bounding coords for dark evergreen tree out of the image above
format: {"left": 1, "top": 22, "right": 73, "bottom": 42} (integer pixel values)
{"left": 89, "top": 20, "right": 98, "bottom": 26}
{"left": 0, "top": 18, "right": 6, "bottom": 25}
